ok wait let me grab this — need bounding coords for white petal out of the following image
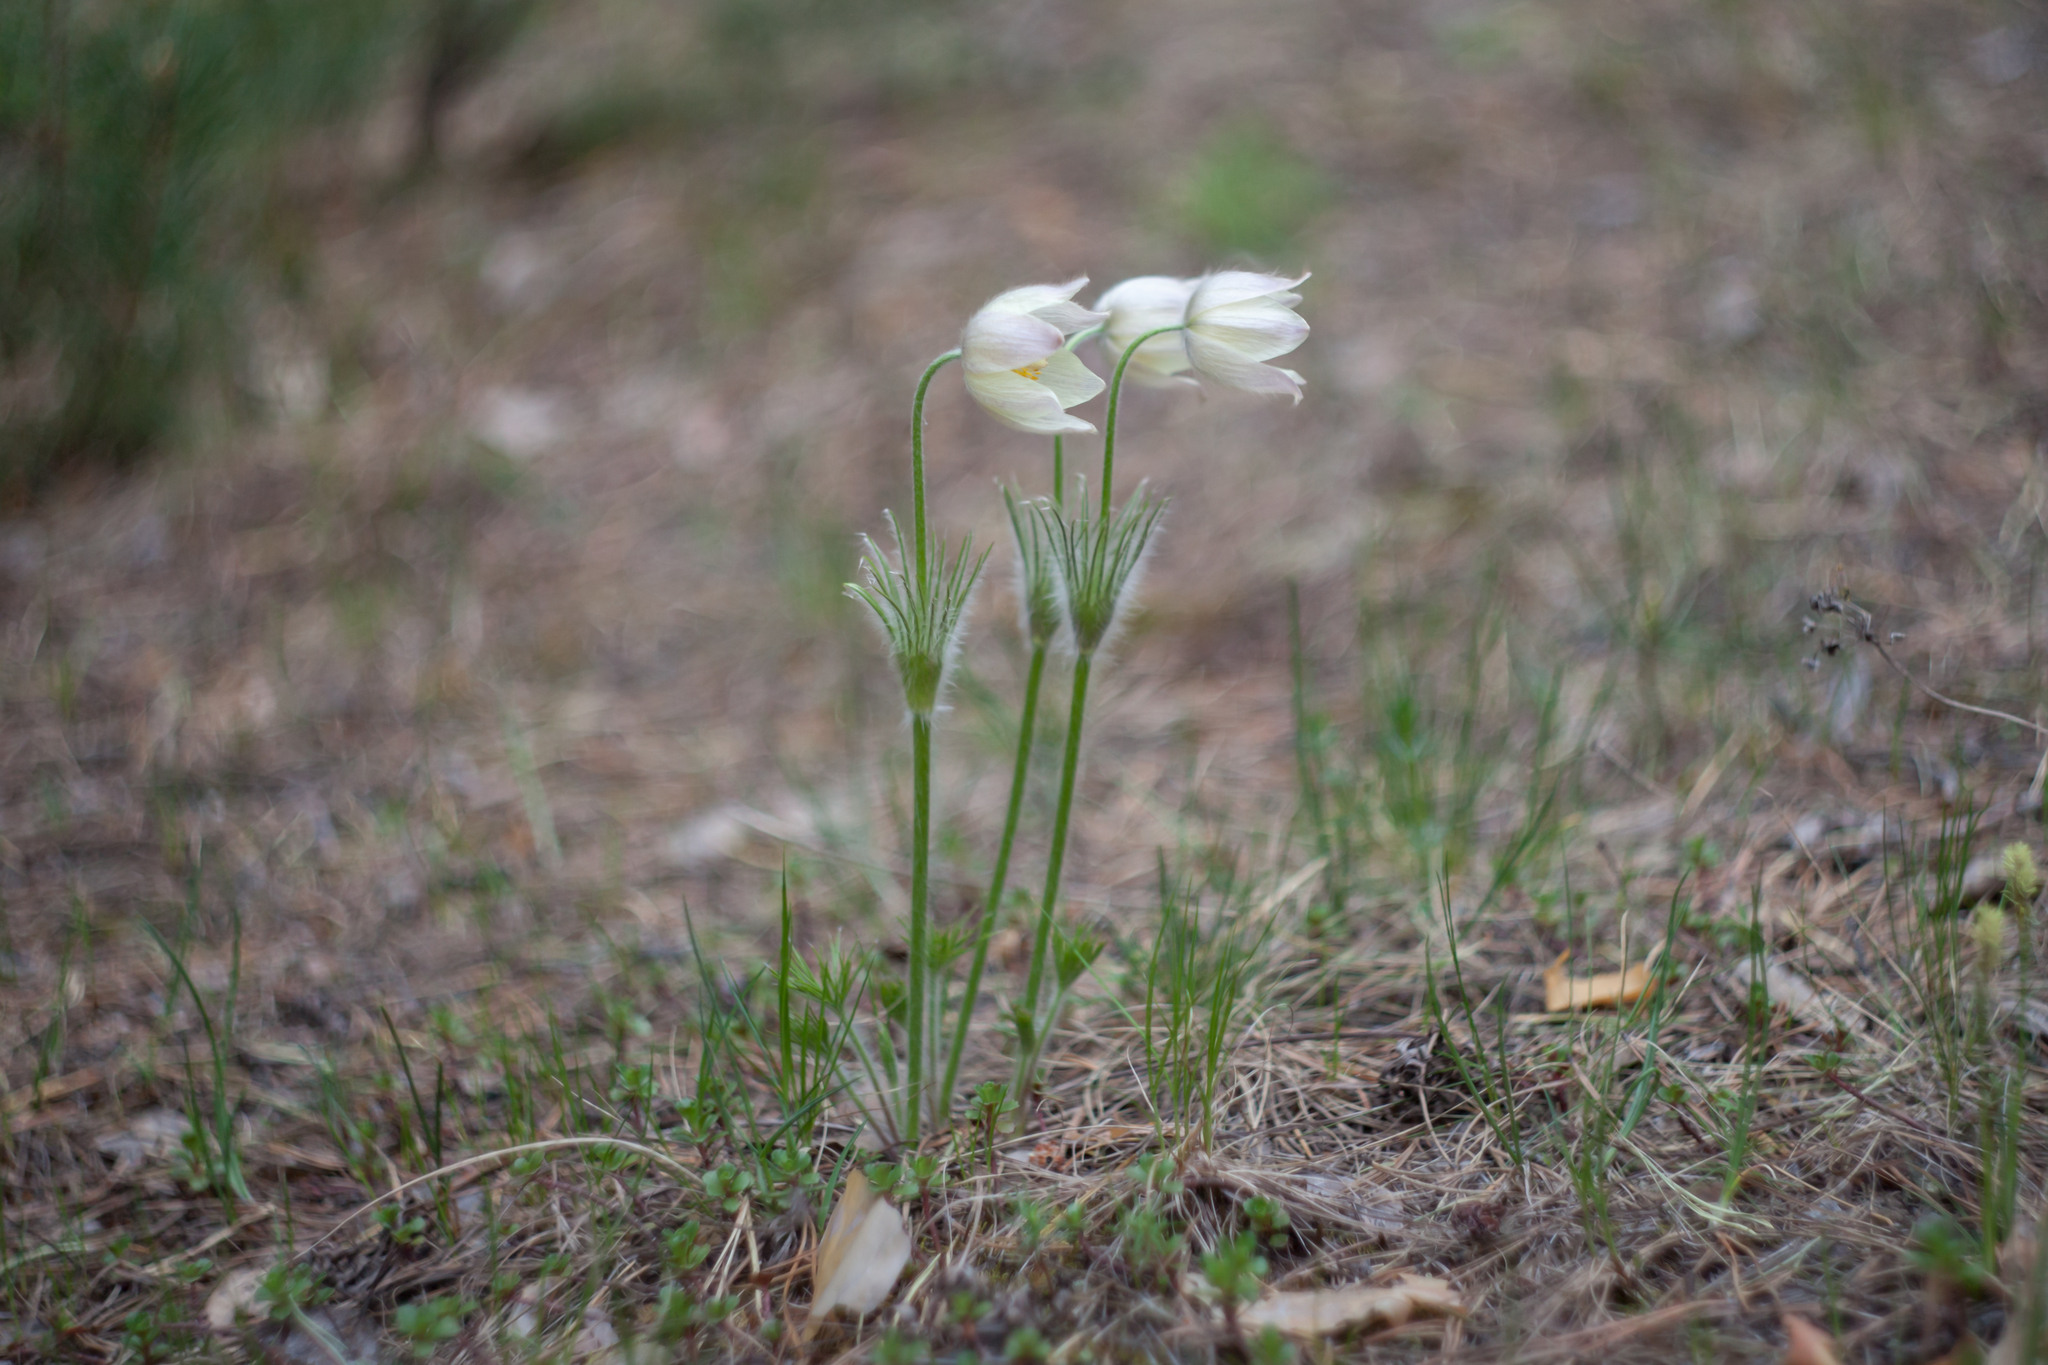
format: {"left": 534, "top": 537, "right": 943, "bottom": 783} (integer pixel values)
{"left": 1037, "top": 347, "right": 1106, "bottom": 407}
{"left": 1186, "top": 332, "right": 1306, "bottom": 402}
{"left": 1097, "top": 276, "right": 1198, "bottom": 384}
{"left": 1095, "top": 275, "right": 1196, "bottom": 320}
{"left": 1032, "top": 299, "right": 1110, "bottom": 334}
{"left": 1117, "top": 354, "right": 1199, "bottom": 388}
{"left": 1106, "top": 332, "right": 1194, "bottom": 384}
{"left": 979, "top": 278, "right": 1088, "bottom": 319}
{"left": 962, "top": 310, "right": 1064, "bottom": 372}
{"left": 1187, "top": 269, "right": 1312, "bottom": 316}
{"left": 964, "top": 368, "right": 1097, "bottom": 434}
{"left": 1189, "top": 299, "right": 1309, "bottom": 363}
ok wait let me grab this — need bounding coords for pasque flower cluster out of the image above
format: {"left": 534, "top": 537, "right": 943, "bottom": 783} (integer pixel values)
{"left": 842, "top": 264, "right": 1310, "bottom": 1146}
{"left": 962, "top": 270, "right": 1310, "bottom": 432}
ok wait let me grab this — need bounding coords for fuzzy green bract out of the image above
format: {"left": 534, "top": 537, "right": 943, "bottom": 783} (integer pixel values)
{"left": 846, "top": 512, "right": 987, "bottom": 718}
{"left": 1005, "top": 485, "right": 1065, "bottom": 650}
{"left": 1036, "top": 487, "right": 1167, "bottom": 655}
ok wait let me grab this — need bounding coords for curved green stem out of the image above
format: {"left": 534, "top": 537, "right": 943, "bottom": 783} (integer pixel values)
{"left": 1100, "top": 325, "right": 1185, "bottom": 520}
{"left": 905, "top": 711, "right": 934, "bottom": 1145}
{"left": 1022, "top": 651, "right": 1093, "bottom": 1029}
{"left": 941, "top": 641, "right": 1048, "bottom": 1113}
{"left": 909, "top": 350, "right": 962, "bottom": 586}
{"left": 1052, "top": 434, "right": 1064, "bottom": 511}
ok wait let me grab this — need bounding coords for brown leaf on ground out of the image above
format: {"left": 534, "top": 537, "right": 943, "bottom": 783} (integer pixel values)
{"left": 1780, "top": 1312, "right": 1840, "bottom": 1365}
{"left": 801, "top": 1169, "right": 911, "bottom": 1340}
{"left": 1239, "top": 1273, "right": 1464, "bottom": 1339}
{"left": 1543, "top": 953, "right": 1651, "bottom": 1012}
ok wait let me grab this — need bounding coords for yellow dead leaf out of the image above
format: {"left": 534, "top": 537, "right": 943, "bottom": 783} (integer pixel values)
{"left": 1544, "top": 952, "right": 1651, "bottom": 1012}
{"left": 802, "top": 1169, "right": 911, "bottom": 1341}
{"left": 1239, "top": 1273, "right": 1464, "bottom": 1339}
{"left": 1781, "top": 1312, "right": 1841, "bottom": 1365}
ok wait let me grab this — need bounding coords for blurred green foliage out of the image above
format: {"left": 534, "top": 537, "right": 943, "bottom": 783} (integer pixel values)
{"left": 1180, "top": 121, "right": 1332, "bottom": 262}
{"left": 0, "top": 0, "right": 405, "bottom": 494}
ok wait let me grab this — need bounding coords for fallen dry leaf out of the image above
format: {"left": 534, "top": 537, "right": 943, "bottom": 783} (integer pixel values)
{"left": 1725, "top": 958, "right": 1860, "bottom": 1038}
{"left": 802, "top": 1169, "right": 911, "bottom": 1340}
{"left": 1240, "top": 1273, "right": 1464, "bottom": 1339}
{"left": 1544, "top": 952, "right": 1651, "bottom": 1012}
{"left": 204, "top": 1267, "right": 266, "bottom": 1330}
{"left": 1781, "top": 1312, "right": 1841, "bottom": 1365}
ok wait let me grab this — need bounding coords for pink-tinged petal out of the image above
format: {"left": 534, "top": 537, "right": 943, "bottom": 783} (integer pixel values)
{"left": 1187, "top": 270, "right": 1312, "bottom": 316}
{"left": 1037, "top": 347, "right": 1106, "bottom": 407}
{"left": 963, "top": 368, "right": 1098, "bottom": 434}
{"left": 1185, "top": 333, "right": 1306, "bottom": 402}
{"left": 962, "top": 310, "right": 1065, "bottom": 372}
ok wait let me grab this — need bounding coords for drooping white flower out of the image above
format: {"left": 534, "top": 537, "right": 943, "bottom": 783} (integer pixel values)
{"left": 1183, "top": 270, "right": 1310, "bottom": 402}
{"left": 1093, "top": 275, "right": 1199, "bottom": 387}
{"left": 961, "top": 279, "right": 1108, "bottom": 435}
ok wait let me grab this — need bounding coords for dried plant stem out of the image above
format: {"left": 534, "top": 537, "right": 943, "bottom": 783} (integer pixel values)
{"left": 1815, "top": 589, "right": 2047, "bottom": 742}
{"left": 307, "top": 1137, "right": 698, "bottom": 1250}
{"left": 943, "top": 640, "right": 1048, "bottom": 1113}
{"left": 1870, "top": 637, "right": 2048, "bottom": 741}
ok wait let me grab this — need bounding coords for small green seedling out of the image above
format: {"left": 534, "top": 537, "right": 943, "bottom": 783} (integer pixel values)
{"left": 1243, "top": 1194, "right": 1292, "bottom": 1247}
{"left": 701, "top": 1163, "right": 755, "bottom": 1214}
{"left": 1202, "top": 1230, "right": 1268, "bottom": 1340}
{"left": 664, "top": 1220, "right": 710, "bottom": 1274}
{"left": 392, "top": 1295, "right": 472, "bottom": 1358}
{"left": 375, "top": 1204, "right": 428, "bottom": 1247}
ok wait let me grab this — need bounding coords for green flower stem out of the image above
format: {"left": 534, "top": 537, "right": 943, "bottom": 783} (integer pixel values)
{"left": 1099, "top": 326, "right": 1185, "bottom": 520}
{"left": 1052, "top": 434, "right": 1064, "bottom": 510}
{"left": 1022, "top": 649, "right": 1094, "bottom": 1035}
{"left": 909, "top": 350, "right": 962, "bottom": 586}
{"left": 941, "top": 640, "right": 1048, "bottom": 1113}
{"left": 906, "top": 710, "right": 934, "bottom": 1145}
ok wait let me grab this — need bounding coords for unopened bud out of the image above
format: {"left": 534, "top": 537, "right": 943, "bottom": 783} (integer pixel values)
{"left": 1971, "top": 905, "right": 2007, "bottom": 960}
{"left": 2002, "top": 842, "right": 2041, "bottom": 903}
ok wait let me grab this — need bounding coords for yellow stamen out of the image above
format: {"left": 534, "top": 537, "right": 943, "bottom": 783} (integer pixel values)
{"left": 1013, "top": 362, "right": 1045, "bottom": 382}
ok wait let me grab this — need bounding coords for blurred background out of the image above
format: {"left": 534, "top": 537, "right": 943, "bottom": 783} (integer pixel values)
{"left": 2, "top": 0, "right": 2045, "bottom": 992}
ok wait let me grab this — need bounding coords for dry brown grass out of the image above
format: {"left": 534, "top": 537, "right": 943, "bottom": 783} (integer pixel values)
{"left": 5, "top": 0, "right": 2048, "bottom": 1357}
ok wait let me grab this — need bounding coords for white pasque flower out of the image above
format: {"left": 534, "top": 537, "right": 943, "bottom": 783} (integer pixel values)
{"left": 1093, "top": 275, "right": 1198, "bottom": 387}
{"left": 1183, "top": 270, "right": 1311, "bottom": 402}
{"left": 961, "top": 279, "right": 1108, "bottom": 435}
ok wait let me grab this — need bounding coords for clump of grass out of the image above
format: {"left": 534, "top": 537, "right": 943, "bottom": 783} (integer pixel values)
{"left": 0, "top": 0, "right": 407, "bottom": 490}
